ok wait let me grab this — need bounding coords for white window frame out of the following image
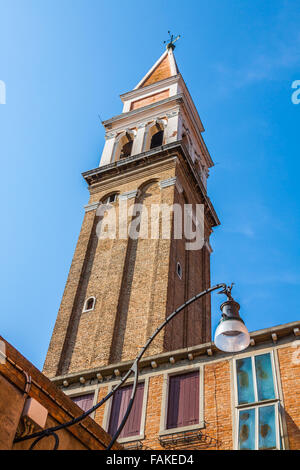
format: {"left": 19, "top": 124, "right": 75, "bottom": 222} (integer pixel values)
{"left": 233, "top": 349, "right": 284, "bottom": 450}
{"left": 82, "top": 296, "right": 96, "bottom": 313}
{"left": 159, "top": 365, "right": 204, "bottom": 436}
{"left": 236, "top": 401, "right": 281, "bottom": 450}
{"left": 102, "top": 377, "right": 149, "bottom": 444}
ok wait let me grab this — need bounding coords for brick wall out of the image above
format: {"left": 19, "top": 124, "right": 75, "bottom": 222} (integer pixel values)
{"left": 277, "top": 345, "right": 300, "bottom": 449}
{"left": 92, "top": 339, "right": 299, "bottom": 451}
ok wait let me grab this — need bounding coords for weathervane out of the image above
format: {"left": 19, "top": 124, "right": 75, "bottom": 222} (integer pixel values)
{"left": 164, "top": 31, "right": 181, "bottom": 50}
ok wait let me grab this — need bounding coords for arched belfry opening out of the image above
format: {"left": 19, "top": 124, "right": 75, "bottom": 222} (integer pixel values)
{"left": 144, "top": 120, "right": 165, "bottom": 152}
{"left": 114, "top": 130, "right": 135, "bottom": 161}
{"left": 150, "top": 129, "right": 164, "bottom": 149}
{"left": 120, "top": 139, "right": 133, "bottom": 159}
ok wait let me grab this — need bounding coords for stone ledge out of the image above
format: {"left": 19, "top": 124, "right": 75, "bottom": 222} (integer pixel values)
{"left": 50, "top": 320, "right": 300, "bottom": 389}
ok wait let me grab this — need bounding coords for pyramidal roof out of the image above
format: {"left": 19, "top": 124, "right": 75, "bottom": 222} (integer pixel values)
{"left": 134, "top": 48, "right": 179, "bottom": 89}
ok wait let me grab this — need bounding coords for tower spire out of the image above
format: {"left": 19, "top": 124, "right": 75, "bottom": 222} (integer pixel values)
{"left": 134, "top": 43, "right": 179, "bottom": 89}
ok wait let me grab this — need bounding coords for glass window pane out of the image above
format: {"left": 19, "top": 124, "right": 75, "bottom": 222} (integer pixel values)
{"left": 259, "top": 405, "right": 277, "bottom": 449}
{"left": 238, "top": 408, "right": 256, "bottom": 450}
{"left": 255, "top": 354, "right": 275, "bottom": 401}
{"left": 236, "top": 357, "right": 255, "bottom": 404}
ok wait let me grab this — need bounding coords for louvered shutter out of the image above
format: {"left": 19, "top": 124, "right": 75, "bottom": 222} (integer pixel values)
{"left": 71, "top": 393, "right": 94, "bottom": 412}
{"left": 108, "top": 382, "right": 144, "bottom": 438}
{"left": 167, "top": 371, "right": 199, "bottom": 429}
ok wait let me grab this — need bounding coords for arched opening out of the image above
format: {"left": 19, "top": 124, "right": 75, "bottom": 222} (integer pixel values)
{"left": 143, "top": 120, "right": 165, "bottom": 152}
{"left": 114, "top": 131, "right": 135, "bottom": 161}
{"left": 150, "top": 130, "right": 164, "bottom": 149}
{"left": 120, "top": 139, "right": 133, "bottom": 159}
{"left": 102, "top": 193, "right": 118, "bottom": 204}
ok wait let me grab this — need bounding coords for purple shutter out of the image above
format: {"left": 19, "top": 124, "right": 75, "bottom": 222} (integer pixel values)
{"left": 167, "top": 371, "right": 199, "bottom": 429}
{"left": 71, "top": 393, "right": 94, "bottom": 412}
{"left": 108, "top": 383, "right": 144, "bottom": 438}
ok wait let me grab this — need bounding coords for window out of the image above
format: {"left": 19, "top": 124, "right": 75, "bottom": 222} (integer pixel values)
{"left": 176, "top": 262, "right": 182, "bottom": 279}
{"left": 102, "top": 193, "right": 118, "bottom": 204}
{"left": 166, "top": 371, "right": 199, "bottom": 430}
{"left": 235, "top": 352, "right": 282, "bottom": 450}
{"left": 83, "top": 296, "right": 95, "bottom": 312}
{"left": 108, "top": 383, "right": 145, "bottom": 439}
{"left": 150, "top": 130, "right": 164, "bottom": 149}
{"left": 71, "top": 393, "right": 94, "bottom": 412}
{"left": 113, "top": 130, "right": 135, "bottom": 161}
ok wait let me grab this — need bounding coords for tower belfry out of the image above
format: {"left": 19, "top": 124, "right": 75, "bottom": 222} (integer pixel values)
{"left": 43, "top": 45, "right": 220, "bottom": 380}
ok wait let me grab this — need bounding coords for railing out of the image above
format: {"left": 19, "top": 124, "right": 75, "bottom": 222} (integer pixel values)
{"left": 159, "top": 428, "right": 220, "bottom": 449}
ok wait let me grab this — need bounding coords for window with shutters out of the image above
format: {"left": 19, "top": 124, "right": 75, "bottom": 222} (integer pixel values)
{"left": 165, "top": 370, "right": 201, "bottom": 431}
{"left": 108, "top": 382, "right": 145, "bottom": 441}
{"left": 234, "top": 351, "right": 284, "bottom": 450}
{"left": 71, "top": 392, "right": 95, "bottom": 412}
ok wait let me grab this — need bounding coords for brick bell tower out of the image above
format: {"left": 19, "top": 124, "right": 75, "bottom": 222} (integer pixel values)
{"left": 43, "top": 45, "right": 220, "bottom": 380}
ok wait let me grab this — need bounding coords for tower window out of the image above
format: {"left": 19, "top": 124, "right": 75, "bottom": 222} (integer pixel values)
{"left": 103, "top": 193, "right": 118, "bottom": 204}
{"left": 150, "top": 130, "right": 164, "bottom": 149}
{"left": 120, "top": 140, "right": 133, "bottom": 159}
{"left": 177, "top": 262, "right": 182, "bottom": 279}
{"left": 83, "top": 297, "right": 96, "bottom": 312}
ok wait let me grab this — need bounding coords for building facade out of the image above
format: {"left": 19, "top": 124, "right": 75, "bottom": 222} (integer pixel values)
{"left": 50, "top": 321, "right": 300, "bottom": 450}
{"left": 43, "top": 46, "right": 300, "bottom": 450}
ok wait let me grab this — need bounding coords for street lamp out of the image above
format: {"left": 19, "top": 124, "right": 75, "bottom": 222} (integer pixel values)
{"left": 14, "top": 283, "right": 250, "bottom": 451}
{"left": 214, "top": 284, "right": 250, "bottom": 352}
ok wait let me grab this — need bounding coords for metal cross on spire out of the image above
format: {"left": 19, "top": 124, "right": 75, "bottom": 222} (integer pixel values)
{"left": 164, "top": 31, "right": 181, "bottom": 50}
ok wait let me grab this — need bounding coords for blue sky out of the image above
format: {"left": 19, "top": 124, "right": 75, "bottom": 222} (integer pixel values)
{"left": 0, "top": 0, "right": 299, "bottom": 370}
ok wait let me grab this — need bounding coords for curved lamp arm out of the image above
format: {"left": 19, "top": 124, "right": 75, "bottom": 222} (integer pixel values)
{"left": 14, "top": 283, "right": 228, "bottom": 450}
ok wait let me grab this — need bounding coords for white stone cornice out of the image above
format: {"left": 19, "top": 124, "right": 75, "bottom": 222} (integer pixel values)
{"left": 120, "top": 75, "right": 180, "bottom": 102}
{"left": 84, "top": 202, "right": 99, "bottom": 212}
{"left": 119, "top": 189, "right": 138, "bottom": 200}
{"left": 159, "top": 177, "right": 177, "bottom": 189}
{"left": 105, "top": 132, "right": 117, "bottom": 140}
{"left": 138, "top": 122, "right": 147, "bottom": 129}
{"left": 166, "top": 110, "right": 179, "bottom": 118}
{"left": 103, "top": 95, "right": 182, "bottom": 129}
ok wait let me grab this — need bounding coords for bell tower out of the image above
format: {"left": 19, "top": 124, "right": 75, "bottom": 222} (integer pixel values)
{"left": 43, "top": 45, "right": 220, "bottom": 379}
